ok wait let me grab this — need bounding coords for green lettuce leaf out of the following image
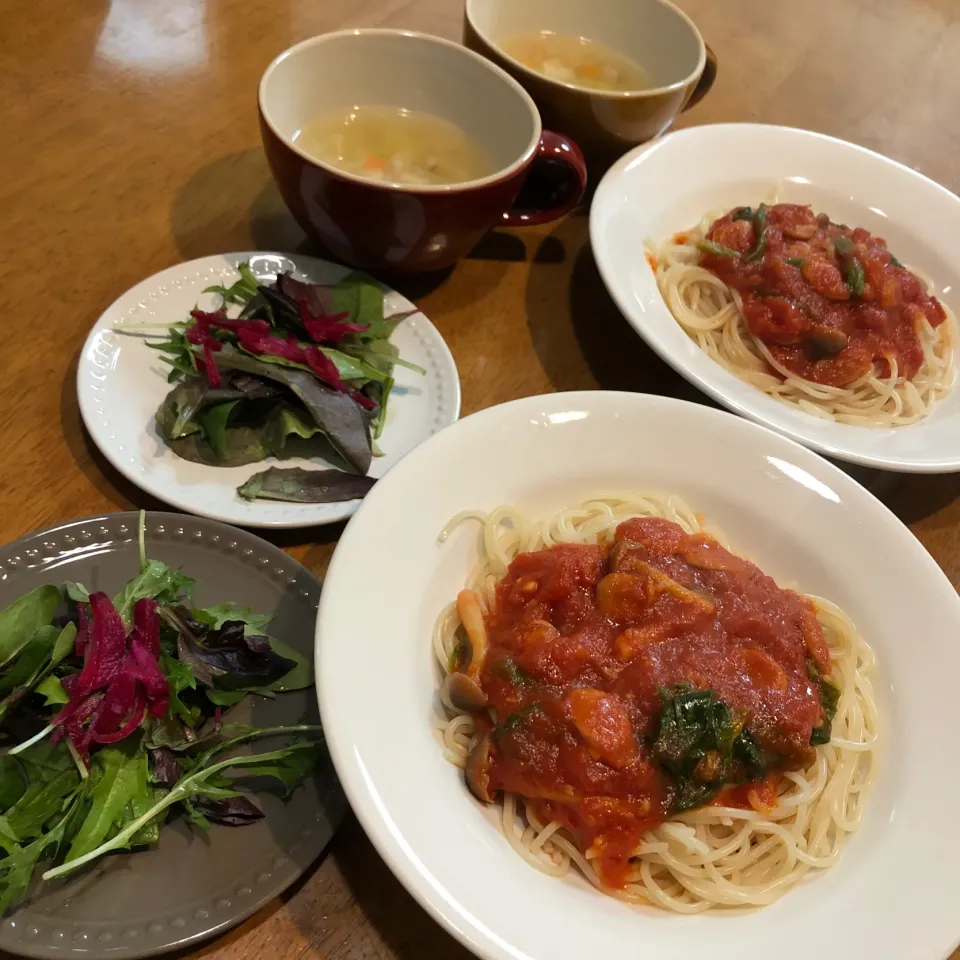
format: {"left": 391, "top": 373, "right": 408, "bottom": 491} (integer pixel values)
{"left": 0, "top": 586, "right": 60, "bottom": 668}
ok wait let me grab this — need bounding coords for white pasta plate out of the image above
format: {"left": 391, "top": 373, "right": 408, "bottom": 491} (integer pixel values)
{"left": 316, "top": 390, "right": 960, "bottom": 960}
{"left": 77, "top": 252, "right": 460, "bottom": 528}
{"left": 590, "top": 123, "right": 960, "bottom": 472}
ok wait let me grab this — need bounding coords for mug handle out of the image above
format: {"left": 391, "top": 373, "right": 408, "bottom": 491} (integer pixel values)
{"left": 502, "top": 131, "right": 588, "bottom": 227}
{"left": 684, "top": 43, "right": 718, "bottom": 111}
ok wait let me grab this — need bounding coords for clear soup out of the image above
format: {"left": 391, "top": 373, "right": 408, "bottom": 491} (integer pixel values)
{"left": 294, "top": 105, "right": 494, "bottom": 187}
{"left": 501, "top": 32, "right": 652, "bottom": 92}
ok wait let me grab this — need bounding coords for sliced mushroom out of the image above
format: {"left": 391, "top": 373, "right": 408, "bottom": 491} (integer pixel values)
{"left": 783, "top": 223, "right": 817, "bottom": 240}
{"left": 456, "top": 590, "right": 488, "bottom": 677}
{"left": 445, "top": 672, "right": 488, "bottom": 712}
{"left": 465, "top": 732, "right": 495, "bottom": 804}
{"left": 808, "top": 325, "right": 849, "bottom": 357}
{"left": 606, "top": 538, "right": 647, "bottom": 574}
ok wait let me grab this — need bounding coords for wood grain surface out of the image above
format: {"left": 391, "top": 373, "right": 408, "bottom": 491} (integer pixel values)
{"left": 2, "top": 0, "right": 959, "bottom": 957}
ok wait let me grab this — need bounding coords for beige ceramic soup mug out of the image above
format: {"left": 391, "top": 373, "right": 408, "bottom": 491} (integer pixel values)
{"left": 464, "top": 0, "right": 716, "bottom": 167}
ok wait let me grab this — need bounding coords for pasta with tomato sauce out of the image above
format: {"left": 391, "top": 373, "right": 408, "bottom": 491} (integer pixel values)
{"left": 433, "top": 494, "right": 877, "bottom": 912}
{"left": 651, "top": 202, "right": 956, "bottom": 425}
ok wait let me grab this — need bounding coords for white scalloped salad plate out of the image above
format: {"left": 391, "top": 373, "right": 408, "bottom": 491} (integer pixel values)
{"left": 316, "top": 391, "right": 960, "bottom": 960}
{"left": 78, "top": 253, "right": 461, "bottom": 528}
{"left": 590, "top": 123, "right": 960, "bottom": 473}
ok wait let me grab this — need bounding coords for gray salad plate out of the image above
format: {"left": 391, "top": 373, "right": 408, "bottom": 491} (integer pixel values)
{"left": 0, "top": 512, "right": 345, "bottom": 959}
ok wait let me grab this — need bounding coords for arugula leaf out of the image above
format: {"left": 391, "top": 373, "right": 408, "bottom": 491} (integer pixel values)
{"left": 34, "top": 675, "right": 70, "bottom": 707}
{"left": 190, "top": 603, "right": 273, "bottom": 634}
{"left": 42, "top": 726, "right": 323, "bottom": 882}
{"left": 147, "top": 325, "right": 198, "bottom": 383}
{"left": 0, "top": 794, "right": 82, "bottom": 914}
{"left": 160, "top": 653, "right": 201, "bottom": 728}
{"left": 230, "top": 743, "right": 319, "bottom": 792}
{"left": 0, "top": 815, "right": 18, "bottom": 849}
{"left": 240, "top": 345, "right": 387, "bottom": 384}
{"left": 0, "top": 757, "right": 26, "bottom": 812}
{"left": 203, "top": 262, "right": 260, "bottom": 305}
{"left": 344, "top": 338, "right": 425, "bottom": 377}
{"left": 0, "top": 585, "right": 60, "bottom": 668}
{"left": 66, "top": 743, "right": 147, "bottom": 862}
{"left": 114, "top": 561, "right": 194, "bottom": 626}
{"left": 370, "top": 374, "right": 394, "bottom": 441}
{"left": 5, "top": 765, "right": 80, "bottom": 842}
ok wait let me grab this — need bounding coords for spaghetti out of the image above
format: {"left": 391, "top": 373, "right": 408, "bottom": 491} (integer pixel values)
{"left": 652, "top": 203, "right": 956, "bottom": 426}
{"left": 433, "top": 494, "right": 878, "bottom": 912}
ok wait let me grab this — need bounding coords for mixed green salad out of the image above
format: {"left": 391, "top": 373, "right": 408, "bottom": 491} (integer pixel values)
{"left": 0, "top": 515, "right": 319, "bottom": 913}
{"left": 147, "top": 265, "right": 423, "bottom": 503}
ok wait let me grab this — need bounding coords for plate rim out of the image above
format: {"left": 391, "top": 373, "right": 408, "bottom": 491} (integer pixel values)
{"left": 0, "top": 510, "right": 342, "bottom": 959}
{"left": 589, "top": 122, "right": 960, "bottom": 474}
{"left": 76, "top": 251, "right": 461, "bottom": 529}
{"left": 315, "top": 390, "right": 960, "bottom": 960}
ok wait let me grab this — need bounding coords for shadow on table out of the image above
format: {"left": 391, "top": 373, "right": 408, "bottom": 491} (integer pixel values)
{"left": 845, "top": 469, "right": 959, "bottom": 524}
{"left": 524, "top": 209, "right": 717, "bottom": 401}
{"left": 334, "top": 816, "right": 475, "bottom": 960}
{"left": 170, "top": 149, "right": 310, "bottom": 261}
{"left": 60, "top": 346, "right": 167, "bottom": 516}
{"left": 523, "top": 214, "right": 959, "bottom": 527}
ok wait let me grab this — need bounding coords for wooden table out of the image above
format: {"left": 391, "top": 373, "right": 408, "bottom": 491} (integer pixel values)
{"left": 2, "top": 0, "right": 959, "bottom": 956}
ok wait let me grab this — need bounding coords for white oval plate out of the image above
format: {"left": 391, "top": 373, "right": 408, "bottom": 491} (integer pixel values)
{"left": 78, "top": 253, "right": 460, "bottom": 528}
{"left": 590, "top": 123, "right": 960, "bottom": 473}
{"left": 316, "top": 391, "right": 960, "bottom": 960}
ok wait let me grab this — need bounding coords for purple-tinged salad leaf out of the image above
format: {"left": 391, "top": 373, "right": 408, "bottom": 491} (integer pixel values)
{"left": 187, "top": 795, "right": 265, "bottom": 828}
{"left": 237, "top": 466, "right": 376, "bottom": 504}
{"left": 212, "top": 346, "right": 373, "bottom": 474}
{"left": 149, "top": 746, "right": 181, "bottom": 786}
{"left": 163, "top": 606, "right": 297, "bottom": 691}
{"left": 146, "top": 264, "right": 423, "bottom": 477}
{"left": 165, "top": 403, "right": 328, "bottom": 469}
{"left": 0, "top": 513, "right": 319, "bottom": 915}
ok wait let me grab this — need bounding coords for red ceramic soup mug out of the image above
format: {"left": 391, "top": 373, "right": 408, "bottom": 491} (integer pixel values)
{"left": 259, "top": 29, "right": 587, "bottom": 274}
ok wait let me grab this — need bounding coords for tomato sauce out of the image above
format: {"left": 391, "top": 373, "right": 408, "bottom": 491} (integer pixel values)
{"left": 464, "top": 518, "right": 831, "bottom": 888}
{"left": 698, "top": 203, "right": 947, "bottom": 387}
